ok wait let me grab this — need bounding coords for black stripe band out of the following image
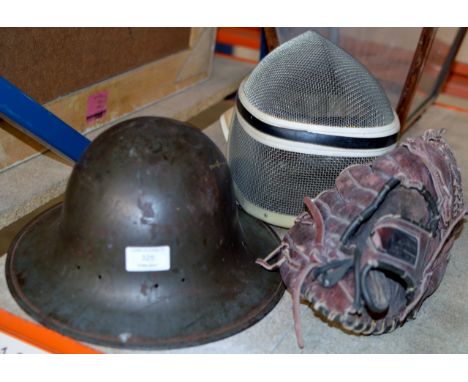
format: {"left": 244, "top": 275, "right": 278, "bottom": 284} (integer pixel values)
{"left": 236, "top": 98, "right": 399, "bottom": 150}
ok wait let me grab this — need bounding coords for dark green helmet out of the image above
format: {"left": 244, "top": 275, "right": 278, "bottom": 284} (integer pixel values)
{"left": 6, "top": 117, "right": 284, "bottom": 349}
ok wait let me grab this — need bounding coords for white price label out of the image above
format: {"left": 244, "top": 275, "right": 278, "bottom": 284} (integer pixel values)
{"left": 0, "top": 331, "right": 47, "bottom": 354}
{"left": 125, "top": 246, "right": 170, "bottom": 272}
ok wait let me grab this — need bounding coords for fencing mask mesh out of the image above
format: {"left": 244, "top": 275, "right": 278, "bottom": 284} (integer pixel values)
{"left": 227, "top": 31, "right": 400, "bottom": 227}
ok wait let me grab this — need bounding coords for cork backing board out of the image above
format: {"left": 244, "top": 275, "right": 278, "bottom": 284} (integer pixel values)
{"left": 0, "top": 28, "right": 191, "bottom": 104}
{"left": 0, "top": 27, "right": 215, "bottom": 171}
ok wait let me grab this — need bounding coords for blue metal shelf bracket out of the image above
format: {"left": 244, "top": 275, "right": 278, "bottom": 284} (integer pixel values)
{"left": 0, "top": 76, "right": 90, "bottom": 163}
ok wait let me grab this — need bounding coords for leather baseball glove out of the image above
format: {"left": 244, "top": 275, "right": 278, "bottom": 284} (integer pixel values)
{"left": 257, "top": 129, "right": 466, "bottom": 348}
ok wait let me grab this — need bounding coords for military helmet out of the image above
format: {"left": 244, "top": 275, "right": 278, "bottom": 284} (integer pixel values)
{"left": 6, "top": 117, "right": 284, "bottom": 349}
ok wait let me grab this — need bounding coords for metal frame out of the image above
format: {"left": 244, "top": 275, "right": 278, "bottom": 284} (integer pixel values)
{"left": 0, "top": 76, "right": 91, "bottom": 163}
{"left": 400, "top": 27, "right": 467, "bottom": 131}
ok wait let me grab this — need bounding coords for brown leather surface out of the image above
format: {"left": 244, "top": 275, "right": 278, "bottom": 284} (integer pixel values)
{"left": 257, "top": 129, "right": 466, "bottom": 347}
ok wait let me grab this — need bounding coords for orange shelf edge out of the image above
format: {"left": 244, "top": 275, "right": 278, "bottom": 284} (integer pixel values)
{"left": 0, "top": 309, "right": 101, "bottom": 354}
{"left": 216, "top": 27, "right": 261, "bottom": 50}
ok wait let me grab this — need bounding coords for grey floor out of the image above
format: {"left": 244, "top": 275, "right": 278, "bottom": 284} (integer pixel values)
{"left": 1, "top": 104, "right": 468, "bottom": 353}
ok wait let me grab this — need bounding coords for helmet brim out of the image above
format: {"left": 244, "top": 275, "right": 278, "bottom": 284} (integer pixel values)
{"left": 6, "top": 203, "right": 285, "bottom": 350}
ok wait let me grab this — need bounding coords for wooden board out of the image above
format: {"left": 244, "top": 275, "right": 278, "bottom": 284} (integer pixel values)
{"left": 0, "top": 28, "right": 192, "bottom": 104}
{"left": 0, "top": 27, "right": 215, "bottom": 171}
{"left": 0, "top": 55, "right": 254, "bottom": 230}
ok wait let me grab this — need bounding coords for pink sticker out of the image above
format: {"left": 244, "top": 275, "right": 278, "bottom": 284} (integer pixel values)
{"left": 86, "top": 91, "right": 108, "bottom": 124}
